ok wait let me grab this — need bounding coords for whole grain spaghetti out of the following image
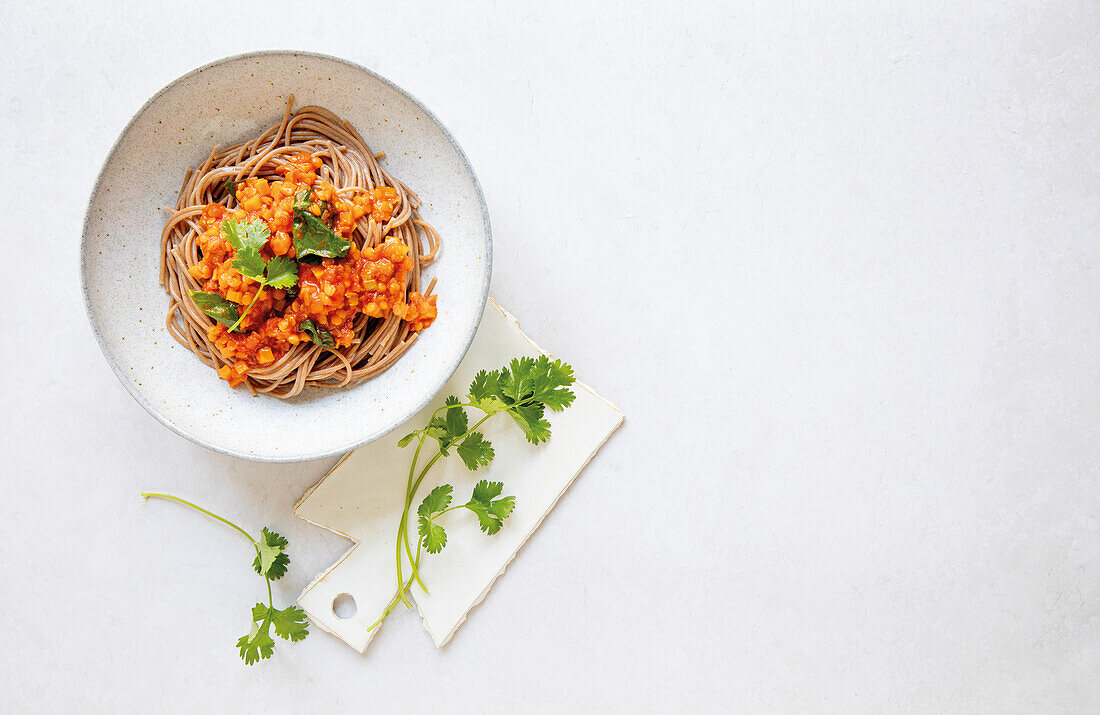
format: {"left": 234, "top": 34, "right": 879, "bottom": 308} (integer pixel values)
{"left": 160, "top": 98, "right": 440, "bottom": 398}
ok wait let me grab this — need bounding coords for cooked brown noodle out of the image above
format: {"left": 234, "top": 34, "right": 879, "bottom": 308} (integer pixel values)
{"left": 159, "top": 97, "right": 440, "bottom": 398}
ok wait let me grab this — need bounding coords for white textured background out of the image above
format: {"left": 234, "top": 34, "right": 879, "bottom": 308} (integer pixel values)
{"left": 2, "top": 1, "right": 1098, "bottom": 712}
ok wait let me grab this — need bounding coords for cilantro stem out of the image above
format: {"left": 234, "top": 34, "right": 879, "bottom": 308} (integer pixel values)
{"left": 368, "top": 573, "right": 416, "bottom": 631}
{"left": 406, "top": 411, "right": 493, "bottom": 505}
{"left": 371, "top": 534, "right": 426, "bottom": 632}
{"left": 396, "top": 411, "right": 494, "bottom": 601}
{"left": 395, "top": 436, "right": 427, "bottom": 606}
{"left": 401, "top": 442, "right": 433, "bottom": 595}
{"left": 227, "top": 284, "right": 265, "bottom": 333}
{"left": 140, "top": 492, "right": 257, "bottom": 546}
{"left": 408, "top": 412, "right": 494, "bottom": 504}
{"left": 395, "top": 405, "right": 479, "bottom": 592}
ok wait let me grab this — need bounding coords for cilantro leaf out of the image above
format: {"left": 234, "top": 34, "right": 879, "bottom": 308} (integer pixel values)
{"left": 231, "top": 246, "right": 265, "bottom": 280}
{"left": 222, "top": 218, "right": 298, "bottom": 290}
{"left": 456, "top": 432, "right": 494, "bottom": 470}
{"left": 468, "top": 369, "right": 501, "bottom": 403}
{"left": 463, "top": 501, "right": 502, "bottom": 535}
{"left": 508, "top": 402, "right": 553, "bottom": 445}
{"left": 418, "top": 484, "right": 453, "bottom": 517}
{"left": 224, "top": 218, "right": 271, "bottom": 282}
{"left": 463, "top": 480, "right": 516, "bottom": 535}
{"left": 471, "top": 479, "right": 504, "bottom": 504}
{"left": 223, "top": 217, "right": 270, "bottom": 252}
{"left": 298, "top": 319, "right": 335, "bottom": 348}
{"left": 251, "top": 528, "right": 289, "bottom": 581}
{"left": 189, "top": 290, "right": 241, "bottom": 330}
{"left": 468, "top": 370, "right": 507, "bottom": 413}
{"left": 426, "top": 396, "right": 467, "bottom": 454}
{"left": 425, "top": 415, "right": 451, "bottom": 454}
{"left": 264, "top": 256, "right": 299, "bottom": 289}
{"left": 444, "top": 398, "right": 468, "bottom": 439}
{"left": 467, "top": 357, "right": 574, "bottom": 419}
{"left": 527, "top": 355, "right": 576, "bottom": 411}
{"left": 223, "top": 178, "right": 239, "bottom": 199}
{"left": 237, "top": 607, "right": 276, "bottom": 665}
{"left": 397, "top": 431, "right": 418, "bottom": 448}
{"left": 498, "top": 357, "right": 536, "bottom": 404}
{"left": 417, "top": 515, "right": 448, "bottom": 554}
{"left": 270, "top": 605, "right": 309, "bottom": 642}
{"left": 293, "top": 207, "right": 352, "bottom": 260}
{"left": 489, "top": 495, "right": 516, "bottom": 522}
{"left": 293, "top": 189, "right": 313, "bottom": 210}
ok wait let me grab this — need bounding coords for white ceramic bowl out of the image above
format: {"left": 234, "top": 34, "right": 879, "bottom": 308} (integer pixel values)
{"left": 81, "top": 51, "right": 491, "bottom": 462}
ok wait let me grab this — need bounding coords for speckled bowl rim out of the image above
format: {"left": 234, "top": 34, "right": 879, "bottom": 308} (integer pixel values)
{"left": 80, "top": 50, "right": 492, "bottom": 462}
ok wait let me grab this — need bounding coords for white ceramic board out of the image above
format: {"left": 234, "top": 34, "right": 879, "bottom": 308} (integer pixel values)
{"left": 295, "top": 300, "right": 623, "bottom": 651}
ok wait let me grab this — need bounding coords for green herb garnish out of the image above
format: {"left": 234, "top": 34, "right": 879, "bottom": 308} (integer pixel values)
{"left": 293, "top": 206, "right": 352, "bottom": 262}
{"left": 293, "top": 189, "right": 313, "bottom": 210}
{"left": 222, "top": 178, "right": 239, "bottom": 199}
{"left": 139, "top": 493, "right": 308, "bottom": 665}
{"left": 371, "top": 356, "right": 576, "bottom": 627}
{"left": 221, "top": 218, "right": 298, "bottom": 332}
{"left": 189, "top": 290, "right": 242, "bottom": 331}
{"left": 298, "top": 319, "right": 335, "bottom": 348}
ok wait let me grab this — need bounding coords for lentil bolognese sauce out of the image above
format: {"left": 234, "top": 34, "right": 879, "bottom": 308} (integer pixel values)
{"left": 160, "top": 98, "right": 439, "bottom": 398}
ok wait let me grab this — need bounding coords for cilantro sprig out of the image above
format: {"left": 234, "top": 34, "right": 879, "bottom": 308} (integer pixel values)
{"left": 188, "top": 218, "right": 300, "bottom": 334}
{"left": 139, "top": 493, "right": 308, "bottom": 665}
{"left": 370, "top": 356, "right": 576, "bottom": 627}
{"left": 219, "top": 218, "right": 298, "bottom": 332}
{"left": 414, "top": 479, "right": 516, "bottom": 555}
